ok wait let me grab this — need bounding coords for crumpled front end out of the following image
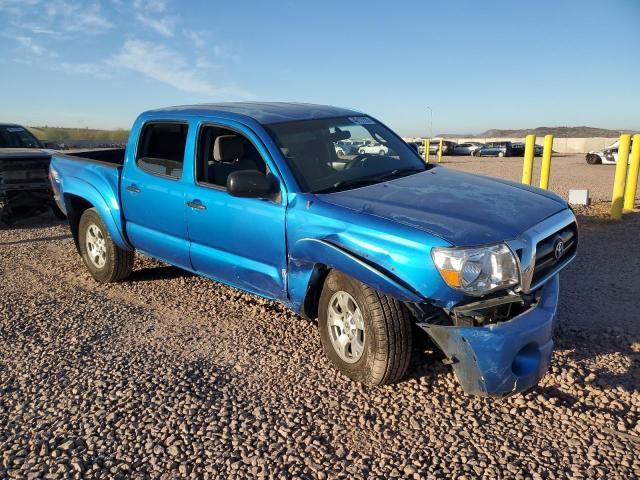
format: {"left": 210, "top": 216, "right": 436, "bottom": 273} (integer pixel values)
{"left": 420, "top": 275, "right": 559, "bottom": 397}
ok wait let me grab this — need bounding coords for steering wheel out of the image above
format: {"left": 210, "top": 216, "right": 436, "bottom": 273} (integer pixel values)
{"left": 344, "top": 153, "right": 370, "bottom": 170}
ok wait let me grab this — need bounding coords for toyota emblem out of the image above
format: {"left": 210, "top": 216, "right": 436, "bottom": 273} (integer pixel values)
{"left": 553, "top": 239, "right": 565, "bottom": 260}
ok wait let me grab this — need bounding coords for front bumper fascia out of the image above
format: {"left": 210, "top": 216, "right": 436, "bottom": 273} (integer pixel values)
{"left": 420, "top": 274, "right": 559, "bottom": 397}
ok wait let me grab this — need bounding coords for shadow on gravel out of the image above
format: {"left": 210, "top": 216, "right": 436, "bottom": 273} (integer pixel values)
{"left": 127, "top": 265, "right": 195, "bottom": 283}
{"left": 0, "top": 233, "right": 71, "bottom": 246}
{"left": 0, "top": 213, "right": 65, "bottom": 230}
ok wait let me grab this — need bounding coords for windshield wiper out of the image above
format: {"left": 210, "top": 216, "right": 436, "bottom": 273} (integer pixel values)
{"left": 369, "top": 167, "right": 426, "bottom": 182}
{"left": 313, "top": 177, "right": 382, "bottom": 194}
{"left": 313, "top": 167, "right": 426, "bottom": 194}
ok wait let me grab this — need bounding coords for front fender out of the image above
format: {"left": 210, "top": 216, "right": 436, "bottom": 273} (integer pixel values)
{"left": 288, "top": 238, "right": 424, "bottom": 313}
{"left": 62, "top": 176, "right": 131, "bottom": 250}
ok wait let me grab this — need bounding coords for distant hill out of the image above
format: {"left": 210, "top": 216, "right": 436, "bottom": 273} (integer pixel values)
{"left": 28, "top": 126, "right": 129, "bottom": 144}
{"left": 476, "top": 126, "right": 629, "bottom": 138}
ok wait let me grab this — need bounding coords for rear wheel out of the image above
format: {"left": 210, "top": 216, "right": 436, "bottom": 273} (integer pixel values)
{"left": 318, "top": 271, "right": 413, "bottom": 385}
{"left": 498, "top": 151, "right": 505, "bottom": 158}
{"left": 78, "top": 208, "right": 134, "bottom": 283}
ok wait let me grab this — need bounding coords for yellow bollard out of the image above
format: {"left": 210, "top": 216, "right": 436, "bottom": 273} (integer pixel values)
{"left": 623, "top": 133, "right": 640, "bottom": 211}
{"left": 424, "top": 138, "right": 430, "bottom": 163}
{"left": 610, "top": 134, "right": 631, "bottom": 219}
{"left": 539, "top": 135, "right": 554, "bottom": 190}
{"left": 521, "top": 134, "right": 536, "bottom": 185}
{"left": 438, "top": 138, "right": 444, "bottom": 163}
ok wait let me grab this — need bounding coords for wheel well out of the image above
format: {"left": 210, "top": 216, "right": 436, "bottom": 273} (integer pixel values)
{"left": 301, "top": 264, "right": 331, "bottom": 320}
{"left": 63, "top": 194, "right": 93, "bottom": 251}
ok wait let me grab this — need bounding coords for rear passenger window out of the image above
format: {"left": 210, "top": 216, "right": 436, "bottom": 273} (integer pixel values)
{"left": 136, "top": 122, "right": 188, "bottom": 179}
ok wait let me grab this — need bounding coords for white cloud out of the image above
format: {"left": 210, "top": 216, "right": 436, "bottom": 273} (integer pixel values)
{"left": 133, "top": 0, "right": 167, "bottom": 14}
{"left": 133, "top": 0, "right": 174, "bottom": 36}
{"left": 1, "top": 0, "right": 113, "bottom": 36}
{"left": 136, "top": 13, "right": 174, "bottom": 37}
{"left": 111, "top": 39, "right": 252, "bottom": 99}
{"left": 14, "top": 35, "right": 58, "bottom": 58}
{"left": 188, "top": 30, "right": 206, "bottom": 48}
{"left": 58, "top": 62, "right": 111, "bottom": 79}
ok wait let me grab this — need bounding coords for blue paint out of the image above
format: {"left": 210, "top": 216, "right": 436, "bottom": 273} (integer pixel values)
{"left": 49, "top": 103, "right": 577, "bottom": 396}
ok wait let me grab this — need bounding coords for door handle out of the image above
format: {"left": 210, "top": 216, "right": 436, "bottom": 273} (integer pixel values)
{"left": 186, "top": 200, "right": 206, "bottom": 210}
{"left": 127, "top": 184, "right": 141, "bottom": 193}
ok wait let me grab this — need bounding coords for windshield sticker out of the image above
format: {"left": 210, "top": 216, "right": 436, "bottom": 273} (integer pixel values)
{"left": 348, "top": 116, "right": 376, "bottom": 125}
{"left": 6, "top": 127, "right": 26, "bottom": 132}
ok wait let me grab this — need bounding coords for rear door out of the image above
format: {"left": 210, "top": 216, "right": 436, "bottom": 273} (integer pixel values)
{"left": 183, "top": 121, "right": 287, "bottom": 300}
{"left": 121, "top": 121, "right": 191, "bottom": 269}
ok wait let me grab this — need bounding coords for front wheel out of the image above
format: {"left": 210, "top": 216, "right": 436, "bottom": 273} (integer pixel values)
{"left": 586, "top": 154, "right": 602, "bottom": 165}
{"left": 318, "top": 271, "right": 413, "bottom": 385}
{"left": 498, "top": 151, "right": 505, "bottom": 158}
{"left": 78, "top": 208, "right": 134, "bottom": 283}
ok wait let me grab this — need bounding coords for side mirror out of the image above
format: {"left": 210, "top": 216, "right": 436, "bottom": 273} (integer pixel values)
{"left": 227, "top": 170, "right": 278, "bottom": 198}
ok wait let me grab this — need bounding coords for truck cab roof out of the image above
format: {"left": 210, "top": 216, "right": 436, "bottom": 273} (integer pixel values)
{"left": 142, "top": 102, "right": 363, "bottom": 125}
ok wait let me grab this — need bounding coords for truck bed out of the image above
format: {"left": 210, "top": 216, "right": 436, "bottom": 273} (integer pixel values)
{"left": 58, "top": 148, "right": 126, "bottom": 167}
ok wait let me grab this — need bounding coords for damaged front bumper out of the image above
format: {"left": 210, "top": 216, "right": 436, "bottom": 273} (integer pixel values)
{"left": 420, "top": 275, "right": 559, "bottom": 397}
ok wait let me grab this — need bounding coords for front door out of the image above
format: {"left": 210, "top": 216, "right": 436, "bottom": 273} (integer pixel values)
{"left": 184, "top": 123, "right": 287, "bottom": 300}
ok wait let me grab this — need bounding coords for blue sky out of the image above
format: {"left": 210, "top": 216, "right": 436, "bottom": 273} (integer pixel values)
{"left": 0, "top": 0, "right": 638, "bottom": 135}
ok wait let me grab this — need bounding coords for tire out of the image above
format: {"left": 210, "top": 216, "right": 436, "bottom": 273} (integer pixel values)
{"left": 498, "top": 151, "right": 504, "bottom": 158}
{"left": 78, "top": 208, "right": 134, "bottom": 283}
{"left": 586, "top": 154, "right": 601, "bottom": 165}
{"left": 318, "top": 270, "right": 413, "bottom": 385}
{"left": 358, "top": 148, "right": 366, "bottom": 154}
{"left": 379, "top": 150, "right": 385, "bottom": 156}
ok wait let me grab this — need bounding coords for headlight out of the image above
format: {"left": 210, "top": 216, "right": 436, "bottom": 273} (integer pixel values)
{"left": 431, "top": 243, "right": 519, "bottom": 296}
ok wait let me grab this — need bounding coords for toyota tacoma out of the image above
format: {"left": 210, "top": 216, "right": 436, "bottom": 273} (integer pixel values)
{"left": 49, "top": 103, "right": 578, "bottom": 396}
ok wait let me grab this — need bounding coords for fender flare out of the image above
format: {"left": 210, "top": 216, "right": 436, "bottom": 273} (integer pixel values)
{"left": 62, "top": 177, "right": 131, "bottom": 250}
{"left": 288, "top": 238, "right": 424, "bottom": 314}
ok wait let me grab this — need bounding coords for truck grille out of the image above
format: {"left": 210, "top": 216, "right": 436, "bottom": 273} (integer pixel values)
{"left": 531, "top": 222, "right": 578, "bottom": 286}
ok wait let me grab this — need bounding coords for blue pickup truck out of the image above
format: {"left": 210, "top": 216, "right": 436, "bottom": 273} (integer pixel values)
{"left": 49, "top": 103, "right": 578, "bottom": 396}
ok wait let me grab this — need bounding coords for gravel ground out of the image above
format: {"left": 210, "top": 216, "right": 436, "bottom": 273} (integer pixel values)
{"left": 440, "top": 154, "right": 631, "bottom": 203}
{"left": 1, "top": 202, "right": 639, "bottom": 479}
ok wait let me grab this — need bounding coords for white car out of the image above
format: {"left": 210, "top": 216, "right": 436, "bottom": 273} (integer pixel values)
{"left": 358, "top": 143, "right": 388, "bottom": 155}
{"left": 334, "top": 145, "right": 346, "bottom": 156}
{"left": 586, "top": 140, "right": 633, "bottom": 165}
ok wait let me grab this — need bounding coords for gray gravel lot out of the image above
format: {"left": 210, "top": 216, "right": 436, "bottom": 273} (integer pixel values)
{"left": 1, "top": 202, "right": 639, "bottom": 477}
{"left": 441, "top": 154, "right": 625, "bottom": 203}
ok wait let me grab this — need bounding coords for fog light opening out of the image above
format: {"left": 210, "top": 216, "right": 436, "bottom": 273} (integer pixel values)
{"left": 512, "top": 343, "right": 541, "bottom": 377}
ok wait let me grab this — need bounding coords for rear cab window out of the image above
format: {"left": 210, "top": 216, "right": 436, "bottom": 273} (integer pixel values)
{"left": 136, "top": 122, "right": 188, "bottom": 179}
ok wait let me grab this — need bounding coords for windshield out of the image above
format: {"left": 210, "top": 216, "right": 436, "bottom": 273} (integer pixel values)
{"left": 0, "top": 126, "right": 42, "bottom": 148}
{"left": 265, "top": 116, "right": 428, "bottom": 193}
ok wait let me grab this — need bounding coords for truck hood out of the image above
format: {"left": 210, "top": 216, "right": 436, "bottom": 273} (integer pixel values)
{"left": 316, "top": 167, "right": 567, "bottom": 246}
{"left": 0, "top": 148, "right": 50, "bottom": 159}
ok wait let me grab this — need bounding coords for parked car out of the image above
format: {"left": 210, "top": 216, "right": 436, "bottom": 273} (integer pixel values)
{"left": 358, "top": 142, "right": 388, "bottom": 155}
{"left": 336, "top": 140, "right": 364, "bottom": 155}
{"left": 0, "top": 123, "right": 65, "bottom": 223}
{"left": 451, "top": 142, "right": 483, "bottom": 156}
{"left": 586, "top": 140, "right": 633, "bottom": 165}
{"left": 474, "top": 141, "right": 513, "bottom": 157}
{"left": 510, "top": 142, "right": 543, "bottom": 157}
{"left": 428, "top": 139, "right": 456, "bottom": 155}
{"left": 50, "top": 102, "right": 577, "bottom": 397}
{"left": 334, "top": 145, "right": 346, "bottom": 156}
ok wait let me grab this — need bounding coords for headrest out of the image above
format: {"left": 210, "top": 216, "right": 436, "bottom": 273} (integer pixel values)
{"left": 213, "top": 135, "right": 244, "bottom": 163}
